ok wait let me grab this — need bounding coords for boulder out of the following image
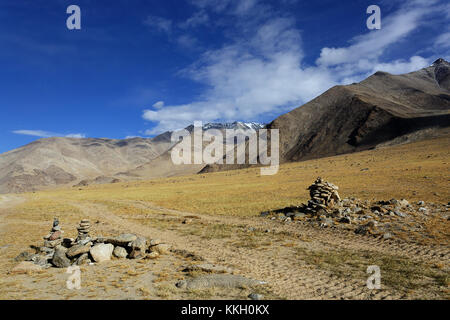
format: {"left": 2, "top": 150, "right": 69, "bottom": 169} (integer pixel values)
{"left": 129, "top": 236, "right": 147, "bottom": 252}
{"left": 44, "top": 239, "right": 63, "bottom": 248}
{"left": 74, "top": 253, "right": 90, "bottom": 266}
{"left": 176, "top": 274, "right": 266, "bottom": 290}
{"left": 10, "top": 261, "right": 43, "bottom": 274}
{"left": 113, "top": 246, "right": 128, "bottom": 259}
{"left": 90, "top": 243, "right": 114, "bottom": 263}
{"left": 66, "top": 243, "right": 92, "bottom": 258}
{"left": 149, "top": 239, "right": 161, "bottom": 246}
{"left": 151, "top": 244, "right": 171, "bottom": 255}
{"left": 52, "top": 248, "right": 71, "bottom": 268}
{"left": 145, "top": 252, "right": 160, "bottom": 259}
{"left": 106, "top": 234, "right": 137, "bottom": 246}
{"left": 248, "top": 293, "right": 264, "bottom": 300}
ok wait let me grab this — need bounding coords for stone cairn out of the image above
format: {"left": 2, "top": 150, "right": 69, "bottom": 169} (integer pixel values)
{"left": 304, "top": 177, "right": 341, "bottom": 214}
{"left": 43, "top": 218, "right": 64, "bottom": 249}
{"left": 76, "top": 219, "right": 91, "bottom": 243}
{"left": 13, "top": 218, "right": 172, "bottom": 270}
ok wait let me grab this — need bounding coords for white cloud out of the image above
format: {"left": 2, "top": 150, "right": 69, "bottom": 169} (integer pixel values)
{"left": 152, "top": 101, "right": 165, "bottom": 109}
{"left": 370, "top": 56, "right": 430, "bottom": 74}
{"left": 176, "top": 34, "right": 199, "bottom": 49}
{"left": 180, "top": 10, "right": 209, "bottom": 28}
{"left": 143, "top": 15, "right": 172, "bottom": 34}
{"left": 65, "top": 133, "right": 86, "bottom": 138}
{"left": 317, "top": 4, "right": 432, "bottom": 68}
{"left": 434, "top": 31, "right": 450, "bottom": 48}
{"left": 142, "top": 0, "right": 450, "bottom": 134}
{"left": 12, "top": 130, "right": 86, "bottom": 138}
{"left": 12, "top": 130, "right": 54, "bottom": 138}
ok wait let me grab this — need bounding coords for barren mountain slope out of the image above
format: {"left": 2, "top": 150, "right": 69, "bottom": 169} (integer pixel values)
{"left": 0, "top": 137, "right": 172, "bottom": 193}
{"left": 202, "top": 59, "right": 450, "bottom": 173}
{"left": 270, "top": 58, "right": 450, "bottom": 162}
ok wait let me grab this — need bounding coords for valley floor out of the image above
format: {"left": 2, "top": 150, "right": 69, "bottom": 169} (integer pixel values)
{"left": 0, "top": 136, "right": 449, "bottom": 300}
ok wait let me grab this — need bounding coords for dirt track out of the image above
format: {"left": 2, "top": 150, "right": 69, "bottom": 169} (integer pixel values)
{"left": 70, "top": 199, "right": 450, "bottom": 300}
{"left": 0, "top": 197, "right": 448, "bottom": 300}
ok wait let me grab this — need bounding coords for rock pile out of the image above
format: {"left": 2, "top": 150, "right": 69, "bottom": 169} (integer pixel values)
{"left": 260, "top": 177, "right": 449, "bottom": 242}
{"left": 305, "top": 177, "right": 341, "bottom": 214}
{"left": 13, "top": 219, "right": 172, "bottom": 271}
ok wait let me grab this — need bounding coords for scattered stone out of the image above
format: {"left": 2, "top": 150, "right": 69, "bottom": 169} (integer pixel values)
{"left": 383, "top": 232, "right": 393, "bottom": 240}
{"left": 129, "top": 236, "right": 147, "bottom": 252}
{"left": 52, "top": 247, "right": 71, "bottom": 268}
{"left": 394, "top": 211, "right": 407, "bottom": 218}
{"left": 106, "top": 234, "right": 137, "bottom": 246}
{"left": 32, "top": 255, "right": 52, "bottom": 268}
{"left": 66, "top": 243, "right": 92, "bottom": 258}
{"left": 44, "top": 239, "right": 63, "bottom": 248}
{"left": 339, "top": 216, "right": 351, "bottom": 224}
{"left": 90, "top": 243, "right": 114, "bottom": 263}
{"left": 145, "top": 252, "right": 160, "bottom": 259}
{"left": 74, "top": 253, "right": 90, "bottom": 266}
{"left": 183, "top": 263, "right": 233, "bottom": 274}
{"left": 294, "top": 213, "right": 306, "bottom": 219}
{"left": 10, "top": 261, "right": 43, "bottom": 274}
{"left": 14, "top": 251, "right": 33, "bottom": 262}
{"left": 149, "top": 239, "right": 161, "bottom": 246}
{"left": 248, "top": 293, "right": 264, "bottom": 300}
{"left": 182, "top": 218, "right": 193, "bottom": 224}
{"left": 151, "top": 244, "right": 171, "bottom": 255}
{"left": 113, "top": 246, "right": 128, "bottom": 259}
{"left": 176, "top": 274, "right": 266, "bottom": 290}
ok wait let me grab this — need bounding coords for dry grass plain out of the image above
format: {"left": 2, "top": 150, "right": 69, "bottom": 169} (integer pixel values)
{"left": 0, "top": 135, "right": 448, "bottom": 300}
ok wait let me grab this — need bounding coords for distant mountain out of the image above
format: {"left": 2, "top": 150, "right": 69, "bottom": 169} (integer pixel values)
{"left": 0, "top": 122, "right": 263, "bottom": 193}
{"left": 1, "top": 60, "right": 449, "bottom": 193}
{"left": 202, "top": 121, "right": 265, "bottom": 131}
{"left": 0, "top": 137, "right": 173, "bottom": 193}
{"left": 202, "top": 58, "right": 450, "bottom": 172}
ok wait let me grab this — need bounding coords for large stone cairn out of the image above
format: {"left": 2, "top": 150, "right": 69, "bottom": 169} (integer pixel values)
{"left": 305, "top": 177, "right": 341, "bottom": 214}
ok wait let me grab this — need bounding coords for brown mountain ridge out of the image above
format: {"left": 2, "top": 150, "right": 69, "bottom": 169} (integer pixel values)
{"left": 1, "top": 59, "right": 450, "bottom": 193}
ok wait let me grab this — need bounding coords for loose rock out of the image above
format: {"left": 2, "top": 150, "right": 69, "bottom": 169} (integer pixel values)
{"left": 90, "top": 243, "right": 114, "bottom": 263}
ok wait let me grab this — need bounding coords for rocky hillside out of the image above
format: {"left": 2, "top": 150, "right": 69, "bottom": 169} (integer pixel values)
{"left": 0, "top": 137, "right": 173, "bottom": 193}
{"left": 270, "top": 58, "right": 450, "bottom": 162}
{"left": 202, "top": 58, "right": 450, "bottom": 173}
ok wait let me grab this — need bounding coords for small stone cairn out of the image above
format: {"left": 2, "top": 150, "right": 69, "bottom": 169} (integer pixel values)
{"left": 13, "top": 218, "right": 171, "bottom": 270}
{"left": 305, "top": 177, "right": 341, "bottom": 214}
{"left": 76, "top": 219, "right": 91, "bottom": 243}
{"left": 43, "top": 217, "right": 64, "bottom": 249}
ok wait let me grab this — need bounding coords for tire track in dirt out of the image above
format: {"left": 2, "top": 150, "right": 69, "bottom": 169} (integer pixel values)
{"left": 119, "top": 199, "right": 450, "bottom": 265}
{"left": 71, "top": 200, "right": 428, "bottom": 300}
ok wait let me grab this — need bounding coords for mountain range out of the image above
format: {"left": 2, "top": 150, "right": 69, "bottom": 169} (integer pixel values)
{"left": 1, "top": 59, "right": 449, "bottom": 193}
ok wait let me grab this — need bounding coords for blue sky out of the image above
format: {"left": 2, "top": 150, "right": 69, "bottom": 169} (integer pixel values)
{"left": 0, "top": 0, "right": 449, "bottom": 153}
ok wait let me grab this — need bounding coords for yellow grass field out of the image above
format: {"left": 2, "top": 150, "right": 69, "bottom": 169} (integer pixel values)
{"left": 0, "top": 135, "right": 448, "bottom": 300}
{"left": 20, "top": 135, "right": 449, "bottom": 216}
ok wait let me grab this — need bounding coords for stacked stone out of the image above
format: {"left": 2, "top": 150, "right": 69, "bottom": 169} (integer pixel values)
{"left": 43, "top": 217, "right": 64, "bottom": 249}
{"left": 14, "top": 219, "right": 174, "bottom": 271}
{"left": 305, "top": 177, "right": 341, "bottom": 214}
{"left": 76, "top": 219, "right": 91, "bottom": 243}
